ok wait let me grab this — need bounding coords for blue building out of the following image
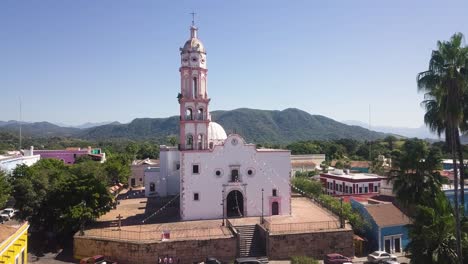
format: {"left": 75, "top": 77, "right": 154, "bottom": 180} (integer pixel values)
{"left": 351, "top": 199, "right": 411, "bottom": 254}
{"left": 444, "top": 189, "right": 468, "bottom": 215}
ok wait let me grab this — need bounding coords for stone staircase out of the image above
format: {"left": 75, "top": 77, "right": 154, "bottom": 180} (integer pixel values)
{"left": 235, "top": 225, "right": 266, "bottom": 259}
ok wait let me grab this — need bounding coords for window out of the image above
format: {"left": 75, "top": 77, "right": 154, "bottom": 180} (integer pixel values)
{"left": 272, "top": 189, "right": 277, "bottom": 197}
{"left": 364, "top": 187, "right": 368, "bottom": 193}
{"left": 231, "top": 169, "right": 239, "bottom": 182}
{"left": 193, "top": 165, "right": 199, "bottom": 174}
{"left": 247, "top": 168, "right": 254, "bottom": 176}
{"left": 186, "top": 134, "right": 194, "bottom": 150}
{"left": 215, "top": 169, "right": 222, "bottom": 177}
{"left": 198, "top": 108, "right": 204, "bottom": 120}
{"left": 176, "top": 163, "right": 180, "bottom": 170}
{"left": 198, "top": 134, "right": 204, "bottom": 150}
{"left": 374, "top": 186, "right": 378, "bottom": 192}
{"left": 150, "top": 183, "right": 155, "bottom": 192}
{"left": 345, "top": 186, "right": 349, "bottom": 193}
{"left": 193, "top": 193, "right": 199, "bottom": 201}
{"left": 339, "top": 185, "right": 342, "bottom": 192}
{"left": 186, "top": 108, "right": 193, "bottom": 120}
{"left": 193, "top": 77, "right": 198, "bottom": 98}
{"left": 359, "top": 187, "right": 363, "bottom": 193}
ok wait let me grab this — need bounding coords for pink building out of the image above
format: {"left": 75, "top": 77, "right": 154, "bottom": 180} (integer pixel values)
{"left": 25, "top": 146, "right": 106, "bottom": 164}
{"left": 320, "top": 169, "right": 382, "bottom": 196}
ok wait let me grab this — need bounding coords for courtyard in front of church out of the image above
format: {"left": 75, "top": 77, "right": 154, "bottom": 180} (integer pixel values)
{"left": 79, "top": 190, "right": 344, "bottom": 242}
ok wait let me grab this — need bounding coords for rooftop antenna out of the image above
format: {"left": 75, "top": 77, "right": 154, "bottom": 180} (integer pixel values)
{"left": 190, "top": 11, "right": 196, "bottom": 26}
{"left": 19, "top": 97, "right": 22, "bottom": 151}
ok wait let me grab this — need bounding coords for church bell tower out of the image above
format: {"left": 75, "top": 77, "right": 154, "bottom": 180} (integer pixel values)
{"left": 178, "top": 22, "right": 210, "bottom": 151}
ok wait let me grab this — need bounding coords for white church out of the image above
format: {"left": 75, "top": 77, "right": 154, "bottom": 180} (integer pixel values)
{"left": 145, "top": 23, "right": 292, "bottom": 221}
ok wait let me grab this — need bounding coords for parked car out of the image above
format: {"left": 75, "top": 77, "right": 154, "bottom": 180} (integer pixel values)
{"left": 0, "top": 208, "right": 16, "bottom": 220}
{"left": 378, "top": 260, "right": 400, "bottom": 264}
{"left": 234, "top": 257, "right": 264, "bottom": 264}
{"left": 367, "top": 251, "right": 397, "bottom": 263}
{"left": 324, "top": 253, "right": 352, "bottom": 264}
{"left": 203, "top": 257, "right": 222, "bottom": 264}
{"left": 80, "top": 255, "right": 117, "bottom": 264}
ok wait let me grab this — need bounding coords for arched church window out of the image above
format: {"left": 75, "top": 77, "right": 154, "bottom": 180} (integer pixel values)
{"left": 198, "top": 134, "right": 204, "bottom": 150}
{"left": 193, "top": 77, "right": 198, "bottom": 98}
{"left": 198, "top": 108, "right": 204, "bottom": 120}
{"left": 186, "top": 108, "right": 193, "bottom": 120}
{"left": 186, "top": 134, "right": 193, "bottom": 150}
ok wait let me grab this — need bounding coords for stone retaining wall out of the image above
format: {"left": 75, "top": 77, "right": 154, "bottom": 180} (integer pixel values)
{"left": 74, "top": 236, "right": 237, "bottom": 264}
{"left": 268, "top": 229, "right": 354, "bottom": 260}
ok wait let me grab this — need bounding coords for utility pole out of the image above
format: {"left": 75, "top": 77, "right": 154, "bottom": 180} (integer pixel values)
{"left": 261, "top": 188, "right": 264, "bottom": 224}
{"left": 221, "top": 189, "right": 225, "bottom": 226}
{"left": 340, "top": 197, "right": 344, "bottom": 228}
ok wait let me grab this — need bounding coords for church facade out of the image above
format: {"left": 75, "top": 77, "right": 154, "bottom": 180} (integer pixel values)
{"left": 145, "top": 24, "right": 291, "bottom": 221}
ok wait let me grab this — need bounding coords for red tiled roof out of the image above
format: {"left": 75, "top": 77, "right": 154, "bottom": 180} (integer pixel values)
{"left": 291, "top": 160, "right": 316, "bottom": 167}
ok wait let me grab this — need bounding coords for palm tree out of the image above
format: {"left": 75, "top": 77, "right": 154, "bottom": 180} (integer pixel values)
{"left": 422, "top": 91, "right": 467, "bottom": 213}
{"left": 391, "top": 139, "right": 444, "bottom": 211}
{"left": 417, "top": 32, "right": 468, "bottom": 262}
{"left": 406, "top": 192, "right": 458, "bottom": 264}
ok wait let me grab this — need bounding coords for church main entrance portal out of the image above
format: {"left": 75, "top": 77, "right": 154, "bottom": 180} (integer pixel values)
{"left": 226, "top": 190, "right": 244, "bottom": 217}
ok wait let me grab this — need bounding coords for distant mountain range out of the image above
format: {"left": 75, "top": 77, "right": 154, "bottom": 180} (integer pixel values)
{"left": 342, "top": 120, "right": 441, "bottom": 140}
{"left": 0, "top": 108, "right": 392, "bottom": 144}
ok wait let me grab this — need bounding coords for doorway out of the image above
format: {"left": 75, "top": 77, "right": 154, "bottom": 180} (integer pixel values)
{"left": 226, "top": 190, "right": 244, "bottom": 217}
{"left": 272, "top": 201, "right": 279, "bottom": 215}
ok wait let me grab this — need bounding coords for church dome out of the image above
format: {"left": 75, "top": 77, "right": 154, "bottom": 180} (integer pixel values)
{"left": 181, "top": 26, "right": 206, "bottom": 54}
{"left": 182, "top": 38, "right": 205, "bottom": 53}
{"left": 208, "top": 122, "right": 227, "bottom": 144}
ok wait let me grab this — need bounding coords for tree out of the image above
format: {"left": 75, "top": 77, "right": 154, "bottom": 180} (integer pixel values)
{"left": 167, "top": 136, "right": 177, "bottom": 147}
{"left": 391, "top": 139, "right": 444, "bottom": 211}
{"left": 104, "top": 154, "right": 131, "bottom": 184}
{"left": 0, "top": 170, "right": 11, "bottom": 208}
{"left": 384, "top": 136, "right": 398, "bottom": 151}
{"left": 406, "top": 192, "right": 458, "bottom": 264}
{"left": 417, "top": 32, "right": 468, "bottom": 260}
{"left": 10, "top": 159, "right": 112, "bottom": 244}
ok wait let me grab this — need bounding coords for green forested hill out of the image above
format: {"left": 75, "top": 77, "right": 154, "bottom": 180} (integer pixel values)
{"left": 0, "top": 108, "right": 388, "bottom": 144}
{"left": 78, "top": 108, "right": 387, "bottom": 143}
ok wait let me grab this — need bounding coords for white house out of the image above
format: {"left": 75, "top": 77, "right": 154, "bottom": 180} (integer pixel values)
{"left": 145, "top": 23, "right": 292, "bottom": 221}
{"left": 0, "top": 147, "right": 40, "bottom": 174}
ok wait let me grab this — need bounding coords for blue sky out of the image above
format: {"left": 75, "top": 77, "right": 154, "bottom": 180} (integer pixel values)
{"left": 1, "top": 0, "right": 467, "bottom": 127}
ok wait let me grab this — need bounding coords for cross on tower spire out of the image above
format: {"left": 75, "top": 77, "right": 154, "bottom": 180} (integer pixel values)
{"left": 190, "top": 11, "right": 196, "bottom": 26}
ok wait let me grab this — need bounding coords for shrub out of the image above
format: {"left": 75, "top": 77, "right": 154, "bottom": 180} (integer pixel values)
{"left": 291, "top": 256, "right": 319, "bottom": 264}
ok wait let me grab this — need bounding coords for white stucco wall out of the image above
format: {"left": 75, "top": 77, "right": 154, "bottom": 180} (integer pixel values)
{"left": 180, "top": 134, "right": 291, "bottom": 221}
{"left": 0, "top": 155, "right": 40, "bottom": 174}
{"left": 160, "top": 146, "right": 181, "bottom": 196}
{"left": 144, "top": 167, "right": 164, "bottom": 197}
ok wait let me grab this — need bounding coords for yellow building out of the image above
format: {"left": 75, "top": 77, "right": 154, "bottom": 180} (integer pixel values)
{"left": 0, "top": 222, "right": 29, "bottom": 264}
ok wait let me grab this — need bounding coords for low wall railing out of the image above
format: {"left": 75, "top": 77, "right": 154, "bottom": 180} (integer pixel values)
{"left": 81, "top": 225, "right": 232, "bottom": 242}
{"left": 263, "top": 218, "right": 340, "bottom": 234}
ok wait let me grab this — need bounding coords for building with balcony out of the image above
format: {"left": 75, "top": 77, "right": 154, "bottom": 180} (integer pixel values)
{"left": 320, "top": 169, "right": 382, "bottom": 196}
